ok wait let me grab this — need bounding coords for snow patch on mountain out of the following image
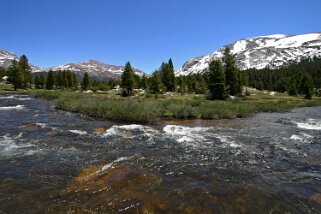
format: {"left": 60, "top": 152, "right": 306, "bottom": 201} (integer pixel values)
{"left": 0, "top": 49, "right": 41, "bottom": 72}
{"left": 48, "top": 60, "right": 144, "bottom": 79}
{"left": 176, "top": 32, "right": 321, "bottom": 76}
{"left": 0, "top": 49, "right": 145, "bottom": 79}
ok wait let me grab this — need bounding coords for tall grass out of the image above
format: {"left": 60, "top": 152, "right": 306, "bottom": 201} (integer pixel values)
{"left": 31, "top": 90, "right": 321, "bottom": 124}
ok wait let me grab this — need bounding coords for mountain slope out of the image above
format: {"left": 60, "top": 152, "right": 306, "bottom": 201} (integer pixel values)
{"left": 0, "top": 49, "right": 41, "bottom": 72}
{"left": 176, "top": 32, "right": 321, "bottom": 76}
{"left": 0, "top": 49, "right": 145, "bottom": 79}
{"left": 49, "top": 60, "right": 145, "bottom": 80}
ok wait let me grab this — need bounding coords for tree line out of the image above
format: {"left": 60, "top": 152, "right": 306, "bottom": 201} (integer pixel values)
{"left": 2, "top": 52, "right": 320, "bottom": 99}
{"left": 34, "top": 70, "right": 78, "bottom": 90}
{"left": 244, "top": 57, "right": 320, "bottom": 99}
{"left": 120, "top": 48, "right": 245, "bottom": 99}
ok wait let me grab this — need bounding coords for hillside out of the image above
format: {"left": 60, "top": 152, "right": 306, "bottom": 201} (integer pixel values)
{"left": 176, "top": 32, "right": 321, "bottom": 76}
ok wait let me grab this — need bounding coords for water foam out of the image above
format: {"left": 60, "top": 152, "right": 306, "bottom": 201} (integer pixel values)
{"left": 35, "top": 123, "right": 48, "bottom": 128}
{"left": 0, "top": 95, "right": 31, "bottom": 101}
{"left": 69, "top": 130, "right": 88, "bottom": 135}
{"left": 0, "top": 133, "right": 33, "bottom": 158}
{"left": 163, "top": 125, "right": 240, "bottom": 148}
{"left": 104, "top": 124, "right": 157, "bottom": 138}
{"left": 163, "top": 125, "right": 210, "bottom": 146}
{"left": 101, "top": 156, "right": 130, "bottom": 171}
{"left": 290, "top": 133, "right": 314, "bottom": 143}
{"left": 296, "top": 119, "right": 321, "bottom": 130}
{"left": 0, "top": 105, "right": 25, "bottom": 110}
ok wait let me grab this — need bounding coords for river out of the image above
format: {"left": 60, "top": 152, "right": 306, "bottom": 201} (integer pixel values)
{"left": 0, "top": 94, "right": 321, "bottom": 213}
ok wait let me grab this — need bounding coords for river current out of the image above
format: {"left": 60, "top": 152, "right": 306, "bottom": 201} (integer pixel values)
{"left": 0, "top": 94, "right": 320, "bottom": 213}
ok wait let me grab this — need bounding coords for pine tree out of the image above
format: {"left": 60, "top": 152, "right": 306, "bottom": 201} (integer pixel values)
{"left": 72, "top": 73, "right": 78, "bottom": 89}
{"left": 34, "top": 75, "right": 41, "bottom": 89}
{"left": 133, "top": 73, "right": 141, "bottom": 89}
{"left": 150, "top": 71, "right": 162, "bottom": 98}
{"left": 167, "top": 59, "right": 176, "bottom": 91}
{"left": 160, "top": 60, "right": 176, "bottom": 92}
{"left": 177, "top": 76, "right": 186, "bottom": 93}
{"left": 186, "top": 74, "right": 197, "bottom": 93}
{"left": 7, "top": 60, "right": 24, "bottom": 90}
{"left": 120, "top": 62, "right": 135, "bottom": 96}
{"left": 207, "top": 59, "right": 226, "bottom": 100}
{"left": 141, "top": 75, "right": 149, "bottom": 90}
{"left": 63, "top": 71, "right": 69, "bottom": 88}
{"left": 19, "top": 55, "right": 32, "bottom": 88}
{"left": 82, "top": 72, "right": 90, "bottom": 91}
{"left": 67, "top": 71, "right": 73, "bottom": 88}
{"left": 223, "top": 47, "right": 241, "bottom": 95}
{"left": 0, "top": 67, "right": 6, "bottom": 79}
{"left": 40, "top": 74, "right": 45, "bottom": 89}
{"left": 57, "top": 71, "right": 64, "bottom": 88}
{"left": 301, "top": 73, "right": 314, "bottom": 99}
{"left": 46, "top": 70, "right": 55, "bottom": 90}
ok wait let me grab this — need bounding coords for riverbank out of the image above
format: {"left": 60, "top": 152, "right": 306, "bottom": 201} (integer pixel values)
{"left": 28, "top": 90, "right": 321, "bottom": 124}
{"left": 1, "top": 87, "right": 321, "bottom": 124}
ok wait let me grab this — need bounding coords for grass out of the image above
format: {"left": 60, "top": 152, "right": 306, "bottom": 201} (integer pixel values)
{"left": 1, "top": 85, "right": 320, "bottom": 123}
{"left": 28, "top": 89, "right": 321, "bottom": 124}
{"left": 0, "top": 84, "right": 30, "bottom": 95}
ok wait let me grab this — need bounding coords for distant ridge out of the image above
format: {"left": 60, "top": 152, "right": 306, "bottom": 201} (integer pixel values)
{"left": 176, "top": 32, "right": 321, "bottom": 76}
{"left": 0, "top": 49, "right": 145, "bottom": 79}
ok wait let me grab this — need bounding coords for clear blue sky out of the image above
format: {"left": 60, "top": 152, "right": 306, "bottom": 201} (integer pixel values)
{"left": 1, "top": 0, "right": 320, "bottom": 73}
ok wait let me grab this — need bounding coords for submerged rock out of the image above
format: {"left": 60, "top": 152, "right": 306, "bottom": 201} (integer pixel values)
{"left": 59, "top": 164, "right": 164, "bottom": 213}
{"left": 311, "top": 193, "right": 321, "bottom": 204}
{"left": 93, "top": 127, "right": 107, "bottom": 134}
{"left": 20, "top": 123, "right": 44, "bottom": 131}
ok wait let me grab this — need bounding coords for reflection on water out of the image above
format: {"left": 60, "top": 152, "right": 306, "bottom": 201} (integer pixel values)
{"left": 0, "top": 94, "right": 321, "bottom": 213}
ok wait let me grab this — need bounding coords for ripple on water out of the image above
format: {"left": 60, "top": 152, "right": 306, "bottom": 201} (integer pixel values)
{"left": 0, "top": 133, "right": 35, "bottom": 158}
{"left": 296, "top": 118, "right": 321, "bottom": 130}
{"left": 0, "top": 105, "right": 26, "bottom": 111}
{"left": 68, "top": 130, "right": 88, "bottom": 135}
{"left": 103, "top": 124, "right": 158, "bottom": 138}
{"left": 0, "top": 95, "right": 31, "bottom": 101}
{"left": 290, "top": 133, "right": 314, "bottom": 143}
{"left": 163, "top": 125, "right": 240, "bottom": 148}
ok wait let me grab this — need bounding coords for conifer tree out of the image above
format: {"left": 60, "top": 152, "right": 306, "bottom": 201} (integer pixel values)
{"left": 150, "top": 71, "right": 162, "bottom": 98}
{"left": 141, "top": 75, "right": 149, "bottom": 90}
{"left": 287, "top": 80, "right": 298, "bottom": 96}
{"left": 301, "top": 73, "right": 314, "bottom": 99}
{"left": 207, "top": 59, "right": 226, "bottom": 100}
{"left": 167, "top": 59, "right": 176, "bottom": 91}
{"left": 160, "top": 60, "right": 176, "bottom": 92}
{"left": 0, "top": 67, "right": 6, "bottom": 79}
{"left": 40, "top": 74, "right": 45, "bottom": 89}
{"left": 7, "top": 60, "right": 24, "bottom": 90}
{"left": 46, "top": 70, "right": 55, "bottom": 90}
{"left": 63, "top": 71, "right": 69, "bottom": 88}
{"left": 34, "top": 75, "right": 41, "bottom": 89}
{"left": 223, "top": 47, "right": 241, "bottom": 95}
{"left": 82, "top": 72, "right": 90, "bottom": 91}
{"left": 177, "top": 76, "right": 186, "bottom": 93}
{"left": 67, "top": 71, "right": 73, "bottom": 88}
{"left": 120, "top": 62, "right": 135, "bottom": 96}
{"left": 72, "top": 73, "right": 78, "bottom": 89}
{"left": 57, "top": 71, "right": 64, "bottom": 88}
{"left": 186, "top": 74, "right": 197, "bottom": 93}
{"left": 19, "top": 55, "right": 32, "bottom": 88}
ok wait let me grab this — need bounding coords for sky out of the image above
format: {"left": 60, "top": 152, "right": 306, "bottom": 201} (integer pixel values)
{"left": 1, "top": 0, "right": 321, "bottom": 73}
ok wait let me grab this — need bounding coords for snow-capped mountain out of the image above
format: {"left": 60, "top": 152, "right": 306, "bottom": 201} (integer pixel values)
{"left": 0, "top": 49, "right": 145, "bottom": 79}
{"left": 0, "top": 49, "right": 41, "bottom": 72}
{"left": 176, "top": 32, "right": 321, "bottom": 76}
{"left": 49, "top": 60, "right": 144, "bottom": 79}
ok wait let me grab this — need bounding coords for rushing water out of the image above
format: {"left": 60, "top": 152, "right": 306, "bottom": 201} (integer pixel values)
{"left": 0, "top": 94, "right": 321, "bottom": 213}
